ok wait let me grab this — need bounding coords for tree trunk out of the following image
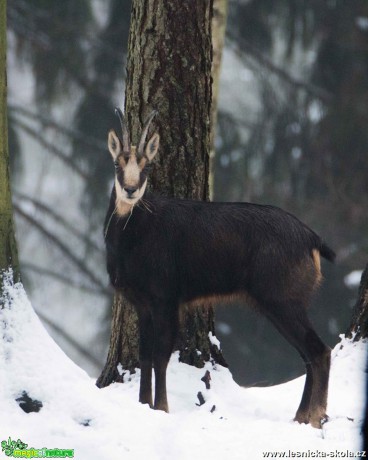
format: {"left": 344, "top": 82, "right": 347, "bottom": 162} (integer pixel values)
{"left": 97, "top": 0, "right": 227, "bottom": 387}
{"left": 209, "top": 0, "right": 228, "bottom": 199}
{"left": 346, "top": 264, "right": 368, "bottom": 341}
{"left": 96, "top": 291, "right": 139, "bottom": 387}
{"left": 0, "top": 0, "right": 20, "bottom": 296}
{"left": 210, "top": 0, "right": 228, "bottom": 145}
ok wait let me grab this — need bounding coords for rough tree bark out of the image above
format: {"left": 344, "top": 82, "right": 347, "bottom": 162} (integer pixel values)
{"left": 346, "top": 264, "right": 368, "bottom": 341}
{"left": 0, "top": 0, "right": 20, "bottom": 296}
{"left": 97, "top": 0, "right": 227, "bottom": 388}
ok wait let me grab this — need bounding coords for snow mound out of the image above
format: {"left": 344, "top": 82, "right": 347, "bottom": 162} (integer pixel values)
{"left": 1, "top": 272, "right": 366, "bottom": 459}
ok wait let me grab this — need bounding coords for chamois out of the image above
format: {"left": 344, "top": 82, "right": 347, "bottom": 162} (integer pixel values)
{"left": 104, "top": 109, "right": 335, "bottom": 428}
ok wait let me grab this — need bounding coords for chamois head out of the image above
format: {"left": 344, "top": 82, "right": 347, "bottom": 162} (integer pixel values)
{"left": 108, "top": 109, "right": 159, "bottom": 213}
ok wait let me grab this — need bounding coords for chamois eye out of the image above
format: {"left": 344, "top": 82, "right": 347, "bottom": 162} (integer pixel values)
{"left": 114, "top": 160, "right": 120, "bottom": 169}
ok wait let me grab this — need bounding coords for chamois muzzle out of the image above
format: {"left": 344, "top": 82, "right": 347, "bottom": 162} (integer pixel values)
{"left": 124, "top": 187, "right": 138, "bottom": 198}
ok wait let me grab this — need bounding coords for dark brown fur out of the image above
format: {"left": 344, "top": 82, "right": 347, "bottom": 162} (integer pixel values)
{"left": 104, "top": 114, "right": 335, "bottom": 428}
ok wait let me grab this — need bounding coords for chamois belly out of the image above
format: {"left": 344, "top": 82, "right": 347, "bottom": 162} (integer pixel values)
{"left": 178, "top": 247, "right": 251, "bottom": 305}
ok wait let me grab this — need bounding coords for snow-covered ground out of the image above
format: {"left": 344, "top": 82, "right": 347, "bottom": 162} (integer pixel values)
{"left": 1, "top": 272, "right": 367, "bottom": 460}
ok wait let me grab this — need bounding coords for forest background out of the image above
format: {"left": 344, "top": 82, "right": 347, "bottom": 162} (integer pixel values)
{"left": 6, "top": 0, "right": 368, "bottom": 386}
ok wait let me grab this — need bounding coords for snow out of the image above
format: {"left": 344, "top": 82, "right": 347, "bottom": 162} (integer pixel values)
{"left": 356, "top": 17, "right": 368, "bottom": 32}
{"left": 208, "top": 331, "right": 221, "bottom": 349}
{"left": 344, "top": 270, "right": 364, "bottom": 289}
{"left": 1, "top": 271, "right": 367, "bottom": 460}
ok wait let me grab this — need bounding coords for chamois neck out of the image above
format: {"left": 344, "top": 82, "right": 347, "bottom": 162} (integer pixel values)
{"left": 115, "top": 199, "right": 134, "bottom": 217}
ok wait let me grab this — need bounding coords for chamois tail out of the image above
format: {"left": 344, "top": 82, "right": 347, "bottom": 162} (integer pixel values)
{"left": 319, "top": 242, "right": 336, "bottom": 263}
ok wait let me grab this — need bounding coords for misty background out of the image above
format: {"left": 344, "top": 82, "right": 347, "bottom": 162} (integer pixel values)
{"left": 6, "top": 0, "right": 367, "bottom": 386}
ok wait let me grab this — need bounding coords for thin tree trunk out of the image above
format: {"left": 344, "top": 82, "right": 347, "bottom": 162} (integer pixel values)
{"left": 209, "top": 0, "right": 228, "bottom": 198}
{"left": 98, "top": 0, "right": 227, "bottom": 387}
{"left": 211, "top": 0, "right": 228, "bottom": 145}
{"left": 346, "top": 264, "right": 368, "bottom": 341}
{"left": 0, "top": 0, "right": 20, "bottom": 295}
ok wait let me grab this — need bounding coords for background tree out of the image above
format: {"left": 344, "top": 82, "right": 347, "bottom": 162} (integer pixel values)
{"left": 0, "top": 0, "right": 19, "bottom": 295}
{"left": 7, "top": 0, "right": 132, "bottom": 373}
{"left": 97, "top": 0, "right": 227, "bottom": 388}
{"left": 213, "top": 0, "right": 368, "bottom": 384}
{"left": 347, "top": 264, "right": 368, "bottom": 341}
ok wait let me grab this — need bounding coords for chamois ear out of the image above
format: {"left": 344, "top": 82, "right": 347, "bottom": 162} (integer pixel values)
{"left": 145, "top": 133, "right": 160, "bottom": 162}
{"left": 108, "top": 129, "right": 122, "bottom": 160}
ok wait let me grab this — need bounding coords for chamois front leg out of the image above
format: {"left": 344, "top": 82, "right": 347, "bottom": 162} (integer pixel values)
{"left": 137, "top": 307, "right": 154, "bottom": 408}
{"left": 152, "top": 303, "right": 179, "bottom": 412}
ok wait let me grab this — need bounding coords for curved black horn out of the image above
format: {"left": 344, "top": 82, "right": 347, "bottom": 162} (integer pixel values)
{"left": 138, "top": 110, "right": 158, "bottom": 156}
{"left": 114, "top": 107, "right": 130, "bottom": 151}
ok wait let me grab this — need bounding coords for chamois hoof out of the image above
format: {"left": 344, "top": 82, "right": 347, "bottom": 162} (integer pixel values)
{"left": 310, "top": 413, "right": 329, "bottom": 429}
{"left": 154, "top": 402, "right": 169, "bottom": 413}
{"left": 294, "top": 414, "right": 309, "bottom": 425}
{"left": 140, "top": 400, "right": 153, "bottom": 409}
{"left": 295, "top": 412, "right": 329, "bottom": 429}
{"left": 139, "top": 394, "right": 153, "bottom": 408}
{"left": 294, "top": 408, "right": 310, "bottom": 425}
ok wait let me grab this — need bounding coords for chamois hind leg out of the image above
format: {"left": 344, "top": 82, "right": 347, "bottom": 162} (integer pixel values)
{"left": 292, "top": 355, "right": 313, "bottom": 424}
{"left": 151, "top": 302, "right": 179, "bottom": 412}
{"left": 261, "top": 302, "right": 330, "bottom": 428}
{"left": 137, "top": 307, "right": 154, "bottom": 407}
{"left": 303, "top": 328, "right": 331, "bottom": 428}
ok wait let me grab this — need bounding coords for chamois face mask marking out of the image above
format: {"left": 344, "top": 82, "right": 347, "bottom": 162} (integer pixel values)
{"left": 107, "top": 112, "right": 160, "bottom": 216}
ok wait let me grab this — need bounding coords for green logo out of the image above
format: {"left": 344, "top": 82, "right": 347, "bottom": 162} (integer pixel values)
{"left": 1, "top": 437, "right": 74, "bottom": 458}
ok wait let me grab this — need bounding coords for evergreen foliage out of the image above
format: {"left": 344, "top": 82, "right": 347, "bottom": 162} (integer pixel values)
{"left": 7, "top": 0, "right": 367, "bottom": 385}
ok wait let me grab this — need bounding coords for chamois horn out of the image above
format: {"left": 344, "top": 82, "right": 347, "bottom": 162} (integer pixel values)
{"left": 114, "top": 107, "right": 130, "bottom": 152}
{"left": 138, "top": 110, "right": 158, "bottom": 157}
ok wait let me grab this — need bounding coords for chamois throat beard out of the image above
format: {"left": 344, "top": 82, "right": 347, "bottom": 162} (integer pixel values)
{"left": 115, "top": 198, "right": 134, "bottom": 217}
{"left": 114, "top": 179, "right": 147, "bottom": 217}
